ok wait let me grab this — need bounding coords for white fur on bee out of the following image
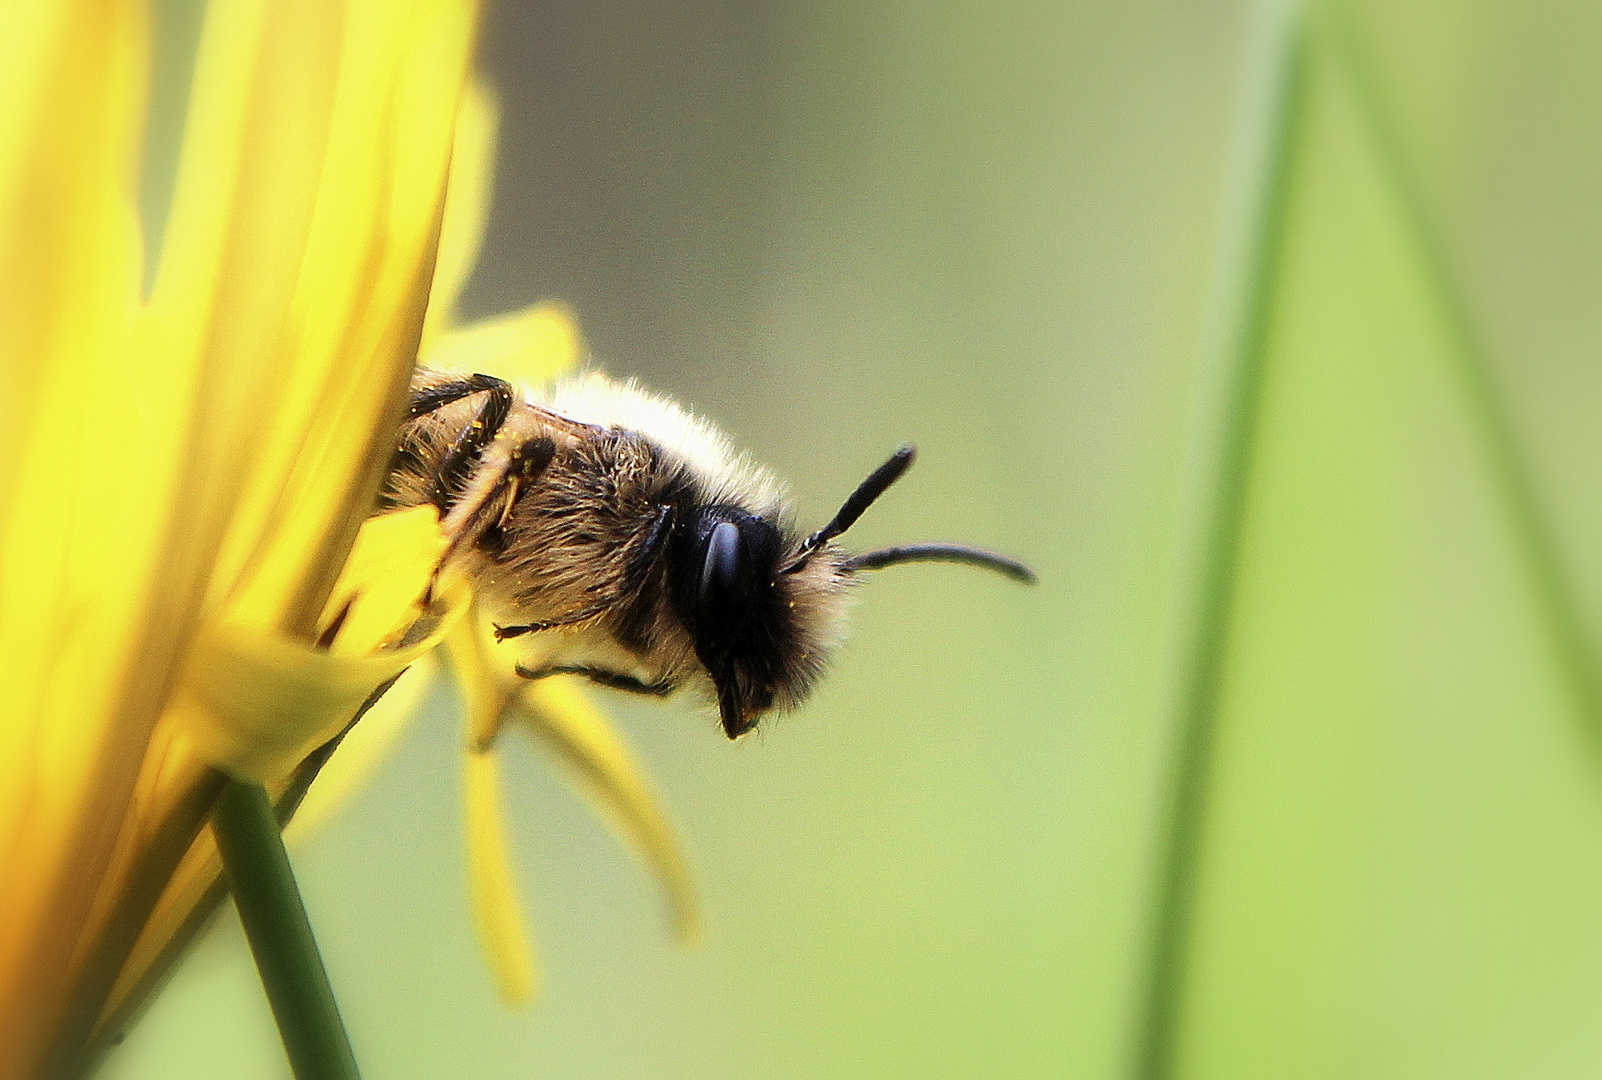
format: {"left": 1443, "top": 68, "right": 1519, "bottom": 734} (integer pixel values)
{"left": 533, "top": 372, "right": 787, "bottom": 515}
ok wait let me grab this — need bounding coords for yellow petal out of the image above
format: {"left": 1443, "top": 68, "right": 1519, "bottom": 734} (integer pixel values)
{"left": 443, "top": 605, "right": 519, "bottom": 750}
{"left": 425, "top": 78, "right": 499, "bottom": 341}
{"left": 229, "top": 0, "right": 481, "bottom": 640}
{"left": 320, "top": 505, "right": 450, "bottom": 657}
{"left": 517, "top": 680, "right": 700, "bottom": 941}
{"left": 140, "top": 0, "right": 350, "bottom": 628}
{"left": 167, "top": 0, "right": 480, "bottom": 639}
{"left": 180, "top": 588, "right": 461, "bottom": 783}
{"left": 444, "top": 610, "right": 537, "bottom": 1003}
{"left": 286, "top": 653, "right": 440, "bottom": 841}
{"left": 0, "top": 1, "right": 154, "bottom": 1068}
{"left": 3, "top": 0, "right": 489, "bottom": 1069}
{"left": 425, "top": 300, "right": 584, "bottom": 385}
{"left": 176, "top": 501, "right": 462, "bottom": 782}
{"left": 465, "top": 749, "right": 537, "bottom": 1005}
{"left": 0, "top": 0, "right": 145, "bottom": 513}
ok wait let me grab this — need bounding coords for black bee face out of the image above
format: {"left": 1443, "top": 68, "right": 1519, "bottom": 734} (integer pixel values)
{"left": 667, "top": 504, "right": 796, "bottom": 738}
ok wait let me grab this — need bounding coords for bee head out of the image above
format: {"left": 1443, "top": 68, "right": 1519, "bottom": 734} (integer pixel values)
{"left": 670, "top": 446, "right": 1035, "bottom": 738}
{"left": 667, "top": 506, "right": 796, "bottom": 737}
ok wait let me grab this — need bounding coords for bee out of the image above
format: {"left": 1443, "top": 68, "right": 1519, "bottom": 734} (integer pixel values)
{"left": 380, "top": 368, "right": 1034, "bottom": 738}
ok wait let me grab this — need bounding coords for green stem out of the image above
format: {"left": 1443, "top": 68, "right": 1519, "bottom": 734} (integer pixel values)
{"left": 212, "top": 777, "right": 362, "bottom": 1080}
{"left": 1133, "top": 3, "right": 1306, "bottom": 1078}
{"left": 1328, "top": 16, "right": 1602, "bottom": 757}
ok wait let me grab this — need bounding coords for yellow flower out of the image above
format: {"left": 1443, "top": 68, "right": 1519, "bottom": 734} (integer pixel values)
{"left": 0, "top": 0, "right": 694, "bottom": 1073}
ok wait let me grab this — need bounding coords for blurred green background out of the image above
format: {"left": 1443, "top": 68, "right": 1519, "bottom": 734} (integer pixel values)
{"left": 105, "top": 0, "right": 1602, "bottom": 1077}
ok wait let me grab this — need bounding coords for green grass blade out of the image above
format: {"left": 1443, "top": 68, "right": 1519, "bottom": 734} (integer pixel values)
{"left": 1133, "top": 3, "right": 1307, "bottom": 1077}
{"left": 1328, "top": 14, "right": 1602, "bottom": 758}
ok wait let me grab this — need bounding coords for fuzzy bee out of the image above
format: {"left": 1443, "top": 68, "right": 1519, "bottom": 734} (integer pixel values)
{"left": 380, "top": 368, "right": 1034, "bottom": 738}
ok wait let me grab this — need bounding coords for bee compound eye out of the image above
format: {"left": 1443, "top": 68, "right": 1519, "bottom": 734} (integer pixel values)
{"left": 699, "top": 520, "right": 741, "bottom": 601}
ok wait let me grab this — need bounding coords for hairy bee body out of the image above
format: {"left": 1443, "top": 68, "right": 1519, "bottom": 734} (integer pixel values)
{"left": 383, "top": 367, "right": 1030, "bottom": 737}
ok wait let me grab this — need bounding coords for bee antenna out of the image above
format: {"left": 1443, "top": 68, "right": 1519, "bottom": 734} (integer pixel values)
{"left": 842, "top": 543, "right": 1037, "bottom": 585}
{"left": 784, "top": 445, "right": 916, "bottom": 572}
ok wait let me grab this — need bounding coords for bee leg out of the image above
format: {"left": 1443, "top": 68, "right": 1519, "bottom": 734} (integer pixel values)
{"left": 477, "top": 436, "right": 557, "bottom": 554}
{"left": 428, "top": 375, "right": 514, "bottom": 511}
{"left": 380, "top": 374, "right": 515, "bottom": 513}
{"left": 426, "top": 436, "right": 561, "bottom": 606}
{"left": 490, "top": 595, "right": 614, "bottom": 641}
{"left": 514, "top": 663, "right": 675, "bottom": 696}
{"left": 408, "top": 372, "right": 511, "bottom": 419}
